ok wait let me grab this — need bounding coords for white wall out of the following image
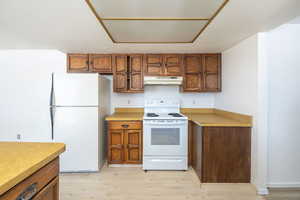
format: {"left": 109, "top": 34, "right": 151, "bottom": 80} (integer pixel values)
{"left": 266, "top": 23, "right": 300, "bottom": 187}
{"left": 107, "top": 75, "right": 216, "bottom": 112}
{"left": 0, "top": 50, "right": 66, "bottom": 141}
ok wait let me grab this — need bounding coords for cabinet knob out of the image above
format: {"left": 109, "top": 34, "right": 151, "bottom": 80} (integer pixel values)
{"left": 122, "top": 124, "right": 129, "bottom": 128}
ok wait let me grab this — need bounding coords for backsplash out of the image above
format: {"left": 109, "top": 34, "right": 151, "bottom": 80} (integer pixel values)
{"left": 108, "top": 79, "right": 215, "bottom": 112}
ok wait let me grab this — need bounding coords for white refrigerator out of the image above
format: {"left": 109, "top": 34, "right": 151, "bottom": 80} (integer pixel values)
{"left": 51, "top": 73, "right": 110, "bottom": 172}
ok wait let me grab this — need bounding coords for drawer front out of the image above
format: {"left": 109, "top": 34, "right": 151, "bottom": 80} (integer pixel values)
{"left": 0, "top": 158, "right": 59, "bottom": 200}
{"left": 109, "top": 121, "right": 142, "bottom": 130}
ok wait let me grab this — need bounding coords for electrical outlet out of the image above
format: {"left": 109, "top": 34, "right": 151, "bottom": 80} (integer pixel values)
{"left": 17, "top": 134, "right": 21, "bottom": 140}
{"left": 128, "top": 100, "right": 131, "bottom": 104}
{"left": 193, "top": 100, "right": 196, "bottom": 104}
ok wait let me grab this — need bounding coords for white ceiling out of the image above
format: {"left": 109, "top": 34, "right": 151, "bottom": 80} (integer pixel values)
{"left": 0, "top": 0, "right": 299, "bottom": 53}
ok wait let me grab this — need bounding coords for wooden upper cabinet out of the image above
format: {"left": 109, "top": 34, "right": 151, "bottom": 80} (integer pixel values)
{"left": 113, "top": 55, "right": 128, "bottom": 92}
{"left": 144, "top": 54, "right": 182, "bottom": 76}
{"left": 182, "top": 55, "right": 203, "bottom": 92}
{"left": 182, "top": 54, "right": 221, "bottom": 92}
{"left": 89, "top": 54, "right": 112, "bottom": 73}
{"left": 203, "top": 54, "right": 221, "bottom": 92}
{"left": 129, "top": 55, "right": 144, "bottom": 92}
{"left": 164, "top": 55, "right": 182, "bottom": 76}
{"left": 67, "top": 54, "right": 89, "bottom": 72}
{"left": 144, "top": 54, "right": 164, "bottom": 76}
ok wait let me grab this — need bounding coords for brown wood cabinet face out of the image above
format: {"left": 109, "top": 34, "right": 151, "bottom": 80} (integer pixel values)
{"left": 183, "top": 55, "right": 203, "bottom": 92}
{"left": 164, "top": 55, "right": 182, "bottom": 76}
{"left": 108, "top": 130, "right": 124, "bottom": 164}
{"left": 113, "top": 55, "right": 128, "bottom": 92}
{"left": 32, "top": 177, "right": 59, "bottom": 200}
{"left": 129, "top": 55, "right": 144, "bottom": 92}
{"left": 0, "top": 158, "right": 59, "bottom": 200}
{"left": 144, "top": 54, "right": 164, "bottom": 76}
{"left": 124, "top": 130, "right": 142, "bottom": 164}
{"left": 67, "top": 54, "right": 89, "bottom": 72}
{"left": 89, "top": 54, "right": 112, "bottom": 73}
{"left": 202, "top": 127, "right": 251, "bottom": 183}
{"left": 191, "top": 124, "right": 202, "bottom": 181}
{"left": 108, "top": 121, "right": 142, "bottom": 164}
{"left": 203, "top": 54, "right": 221, "bottom": 92}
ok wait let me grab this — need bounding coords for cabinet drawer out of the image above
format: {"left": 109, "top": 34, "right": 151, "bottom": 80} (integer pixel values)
{"left": 109, "top": 121, "right": 142, "bottom": 130}
{"left": 0, "top": 158, "right": 59, "bottom": 200}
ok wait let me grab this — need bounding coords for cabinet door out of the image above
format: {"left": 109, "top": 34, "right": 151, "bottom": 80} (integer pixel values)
{"left": 113, "top": 55, "right": 128, "bottom": 92}
{"left": 129, "top": 55, "right": 144, "bottom": 92}
{"left": 164, "top": 55, "right": 182, "bottom": 76}
{"left": 202, "top": 127, "right": 251, "bottom": 183}
{"left": 144, "top": 54, "right": 164, "bottom": 76}
{"left": 124, "top": 130, "right": 142, "bottom": 164}
{"left": 32, "top": 177, "right": 58, "bottom": 200}
{"left": 203, "top": 54, "right": 221, "bottom": 92}
{"left": 89, "top": 54, "right": 112, "bottom": 73}
{"left": 183, "top": 55, "right": 203, "bottom": 92}
{"left": 67, "top": 54, "right": 89, "bottom": 73}
{"left": 108, "top": 130, "right": 124, "bottom": 164}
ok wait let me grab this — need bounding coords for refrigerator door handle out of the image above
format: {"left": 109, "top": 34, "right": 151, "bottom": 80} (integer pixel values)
{"left": 50, "top": 73, "right": 55, "bottom": 140}
{"left": 50, "top": 106, "right": 54, "bottom": 140}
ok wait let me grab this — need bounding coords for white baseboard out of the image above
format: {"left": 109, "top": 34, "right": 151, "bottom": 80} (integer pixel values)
{"left": 257, "top": 187, "right": 269, "bottom": 195}
{"left": 268, "top": 182, "right": 300, "bottom": 188}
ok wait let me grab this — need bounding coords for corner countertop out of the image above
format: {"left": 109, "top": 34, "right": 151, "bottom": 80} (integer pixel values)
{"left": 105, "top": 108, "right": 252, "bottom": 127}
{"left": 0, "top": 142, "right": 65, "bottom": 196}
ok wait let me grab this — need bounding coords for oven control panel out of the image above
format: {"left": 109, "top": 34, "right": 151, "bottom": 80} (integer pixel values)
{"left": 143, "top": 119, "right": 187, "bottom": 125}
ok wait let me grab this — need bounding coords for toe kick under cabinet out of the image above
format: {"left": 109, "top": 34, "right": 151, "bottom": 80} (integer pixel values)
{"left": 108, "top": 121, "right": 142, "bottom": 164}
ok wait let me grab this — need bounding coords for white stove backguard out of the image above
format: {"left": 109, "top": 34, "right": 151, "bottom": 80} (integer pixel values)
{"left": 144, "top": 98, "right": 180, "bottom": 114}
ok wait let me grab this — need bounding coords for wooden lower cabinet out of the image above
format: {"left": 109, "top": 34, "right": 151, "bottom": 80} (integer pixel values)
{"left": 191, "top": 124, "right": 251, "bottom": 183}
{"left": 0, "top": 158, "right": 59, "bottom": 200}
{"left": 108, "top": 121, "right": 142, "bottom": 164}
{"left": 32, "top": 177, "right": 59, "bottom": 200}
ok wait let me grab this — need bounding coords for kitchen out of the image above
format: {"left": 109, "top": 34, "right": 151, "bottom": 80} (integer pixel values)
{"left": 1, "top": 0, "right": 300, "bottom": 200}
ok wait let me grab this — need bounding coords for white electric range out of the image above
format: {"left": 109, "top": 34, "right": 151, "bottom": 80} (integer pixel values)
{"left": 143, "top": 98, "right": 188, "bottom": 171}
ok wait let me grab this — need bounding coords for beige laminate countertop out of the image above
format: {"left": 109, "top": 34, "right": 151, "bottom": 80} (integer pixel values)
{"left": 106, "top": 108, "right": 252, "bottom": 127}
{"left": 105, "top": 112, "right": 144, "bottom": 121}
{"left": 183, "top": 113, "right": 251, "bottom": 127}
{"left": 0, "top": 142, "right": 65, "bottom": 195}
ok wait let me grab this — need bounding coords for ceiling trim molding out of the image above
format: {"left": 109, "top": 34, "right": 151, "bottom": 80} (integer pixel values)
{"left": 101, "top": 18, "right": 210, "bottom": 21}
{"left": 85, "top": 0, "right": 229, "bottom": 44}
{"left": 191, "top": 0, "right": 229, "bottom": 42}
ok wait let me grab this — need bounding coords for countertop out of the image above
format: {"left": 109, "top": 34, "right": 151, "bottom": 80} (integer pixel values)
{"left": 106, "top": 108, "right": 252, "bottom": 127}
{"left": 0, "top": 142, "right": 65, "bottom": 195}
{"left": 105, "top": 112, "right": 144, "bottom": 121}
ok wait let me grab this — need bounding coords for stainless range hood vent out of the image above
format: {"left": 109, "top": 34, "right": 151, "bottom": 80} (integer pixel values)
{"left": 144, "top": 76, "right": 183, "bottom": 85}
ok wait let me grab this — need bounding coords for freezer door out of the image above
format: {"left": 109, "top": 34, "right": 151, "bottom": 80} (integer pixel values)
{"left": 54, "top": 74, "right": 98, "bottom": 106}
{"left": 53, "top": 107, "right": 99, "bottom": 172}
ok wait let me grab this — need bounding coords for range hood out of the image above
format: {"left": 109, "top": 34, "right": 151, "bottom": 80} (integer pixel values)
{"left": 144, "top": 76, "right": 183, "bottom": 85}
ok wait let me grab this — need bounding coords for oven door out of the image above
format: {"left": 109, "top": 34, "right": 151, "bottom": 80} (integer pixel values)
{"left": 143, "top": 121, "right": 187, "bottom": 156}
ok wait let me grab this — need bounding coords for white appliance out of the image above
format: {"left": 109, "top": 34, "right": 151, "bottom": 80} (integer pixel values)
{"left": 143, "top": 98, "right": 188, "bottom": 171}
{"left": 144, "top": 76, "right": 183, "bottom": 85}
{"left": 51, "top": 73, "right": 110, "bottom": 172}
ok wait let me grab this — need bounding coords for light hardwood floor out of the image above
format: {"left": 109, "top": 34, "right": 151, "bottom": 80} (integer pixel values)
{"left": 60, "top": 166, "right": 264, "bottom": 200}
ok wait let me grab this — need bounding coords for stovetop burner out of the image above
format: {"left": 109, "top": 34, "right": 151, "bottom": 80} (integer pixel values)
{"left": 168, "top": 113, "right": 184, "bottom": 117}
{"left": 147, "top": 113, "right": 159, "bottom": 117}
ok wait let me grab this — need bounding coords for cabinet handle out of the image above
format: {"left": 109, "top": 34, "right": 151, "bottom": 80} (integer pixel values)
{"left": 16, "top": 183, "right": 37, "bottom": 200}
{"left": 122, "top": 124, "right": 129, "bottom": 128}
